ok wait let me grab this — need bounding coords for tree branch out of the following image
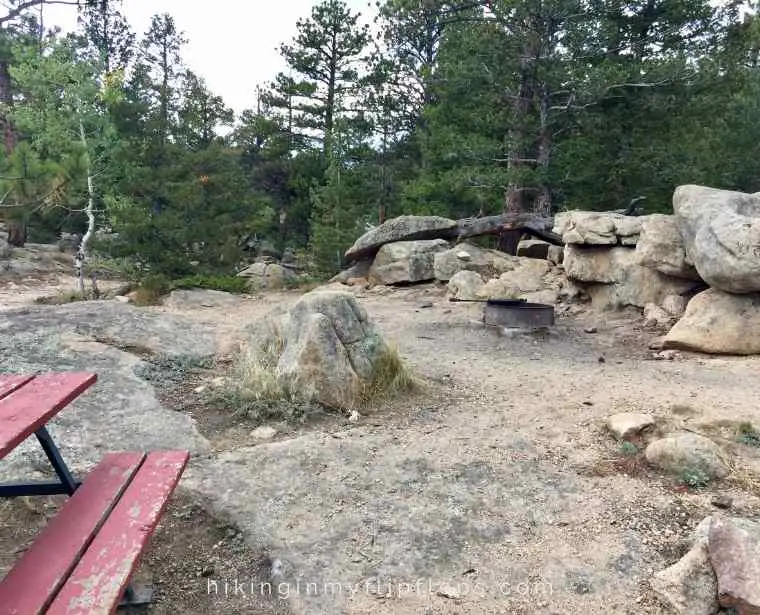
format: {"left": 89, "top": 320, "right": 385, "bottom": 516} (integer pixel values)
{"left": 1, "top": 0, "right": 83, "bottom": 26}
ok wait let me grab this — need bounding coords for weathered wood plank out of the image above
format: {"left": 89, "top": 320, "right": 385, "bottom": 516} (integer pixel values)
{"left": 46, "top": 450, "right": 190, "bottom": 615}
{"left": 0, "top": 374, "right": 34, "bottom": 402}
{"left": 0, "top": 372, "right": 97, "bottom": 459}
{"left": 0, "top": 452, "right": 145, "bottom": 615}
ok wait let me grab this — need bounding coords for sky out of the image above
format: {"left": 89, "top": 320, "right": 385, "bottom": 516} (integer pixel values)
{"left": 41, "top": 0, "right": 376, "bottom": 116}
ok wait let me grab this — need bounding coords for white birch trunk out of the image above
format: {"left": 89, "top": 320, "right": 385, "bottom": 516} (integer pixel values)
{"left": 75, "top": 119, "right": 96, "bottom": 296}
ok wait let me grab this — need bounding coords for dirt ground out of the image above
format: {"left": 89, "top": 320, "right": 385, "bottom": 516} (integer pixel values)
{"left": 1, "top": 275, "right": 760, "bottom": 614}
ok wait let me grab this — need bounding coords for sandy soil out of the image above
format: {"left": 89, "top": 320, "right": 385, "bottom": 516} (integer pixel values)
{"left": 1, "top": 278, "right": 759, "bottom": 615}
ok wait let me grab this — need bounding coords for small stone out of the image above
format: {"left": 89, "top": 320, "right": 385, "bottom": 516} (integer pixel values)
{"left": 419, "top": 301, "right": 434, "bottom": 308}
{"left": 606, "top": 412, "right": 656, "bottom": 440}
{"left": 456, "top": 250, "right": 471, "bottom": 261}
{"left": 114, "top": 295, "right": 130, "bottom": 303}
{"left": 251, "top": 426, "right": 277, "bottom": 440}
{"left": 711, "top": 495, "right": 733, "bottom": 510}
{"left": 657, "top": 349, "right": 680, "bottom": 361}
{"left": 436, "top": 583, "right": 461, "bottom": 599}
{"left": 348, "top": 410, "right": 361, "bottom": 423}
{"left": 584, "top": 326, "right": 598, "bottom": 333}
{"left": 193, "top": 385, "right": 206, "bottom": 393}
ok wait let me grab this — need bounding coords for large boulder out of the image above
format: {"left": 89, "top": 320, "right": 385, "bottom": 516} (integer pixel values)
{"left": 664, "top": 289, "right": 760, "bottom": 355}
{"left": 274, "top": 290, "right": 395, "bottom": 409}
{"left": 368, "top": 239, "right": 449, "bottom": 285}
{"left": 708, "top": 516, "right": 760, "bottom": 615}
{"left": 238, "top": 262, "right": 295, "bottom": 290}
{"left": 447, "top": 270, "right": 485, "bottom": 300}
{"left": 345, "top": 215, "right": 457, "bottom": 261}
{"left": 636, "top": 214, "right": 701, "bottom": 280}
{"left": 673, "top": 185, "right": 760, "bottom": 293}
{"left": 553, "top": 211, "right": 643, "bottom": 246}
{"left": 433, "top": 242, "right": 519, "bottom": 282}
{"left": 517, "top": 239, "right": 551, "bottom": 259}
{"left": 563, "top": 245, "right": 694, "bottom": 310}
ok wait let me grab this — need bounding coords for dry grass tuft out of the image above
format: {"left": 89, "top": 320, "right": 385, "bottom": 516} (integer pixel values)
{"left": 362, "top": 341, "right": 421, "bottom": 404}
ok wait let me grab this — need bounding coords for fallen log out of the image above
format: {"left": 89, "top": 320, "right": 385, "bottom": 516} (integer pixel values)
{"left": 446, "top": 213, "right": 560, "bottom": 245}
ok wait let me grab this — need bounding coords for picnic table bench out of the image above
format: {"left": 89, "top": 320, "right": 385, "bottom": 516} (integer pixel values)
{"left": 0, "top": 372, "right": 189, "bottom": 615}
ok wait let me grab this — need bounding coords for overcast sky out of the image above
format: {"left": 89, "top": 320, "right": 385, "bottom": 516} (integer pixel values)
{"left": 42, "top": 0, "right": 376, "bottom": 116}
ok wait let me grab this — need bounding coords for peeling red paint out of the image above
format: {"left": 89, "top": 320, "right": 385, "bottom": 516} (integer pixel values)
{"left": 0, "top": 373, "right": 97, "bottom": 459}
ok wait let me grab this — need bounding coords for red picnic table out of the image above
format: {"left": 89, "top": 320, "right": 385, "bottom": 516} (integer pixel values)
{"left": 0, "top": 372, "right": 189, "bottom": 615}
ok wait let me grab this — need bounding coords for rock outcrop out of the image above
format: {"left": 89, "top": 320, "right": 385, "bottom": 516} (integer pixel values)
{"left": 563, "top": 245, "right": 693, "bottom": 310}
{"left": 553, "top": 211, "right": 643, "bottom": 246}
{"left": 345, "top": 215, "right": 457, "bottom": 261}
{"left": 673, "top": 185, "right": 760, "bottom": 293}
{"left": 636, "top": 214, "right": 700, "bottom": 280}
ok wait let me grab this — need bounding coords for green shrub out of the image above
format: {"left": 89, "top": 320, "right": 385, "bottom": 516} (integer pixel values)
{"left": 737, "top": 422, "right": 760, "bottom": 447}
{"left": 169, "top": 274, "right": 248, "bottom": 294}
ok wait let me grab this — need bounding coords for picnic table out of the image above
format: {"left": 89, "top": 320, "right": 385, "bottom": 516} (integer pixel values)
{"left": 0, "top": 372, "right": 189, "bottom": 615}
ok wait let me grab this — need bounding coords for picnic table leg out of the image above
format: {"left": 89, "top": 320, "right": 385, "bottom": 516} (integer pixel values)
{"left": 35, "top": 426, "right": 78, "bottom": 496}
{"left": 118, "top": 584, "right": 154, "bottom": 608}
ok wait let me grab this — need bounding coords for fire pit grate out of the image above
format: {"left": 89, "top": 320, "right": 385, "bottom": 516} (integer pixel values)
{"left": 449, "top": 297, "right": 555, "bottom": 329}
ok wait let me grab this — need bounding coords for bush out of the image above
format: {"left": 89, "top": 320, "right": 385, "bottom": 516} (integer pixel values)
{"left": 169, "top": 274, "right": 248, "bottom": 294}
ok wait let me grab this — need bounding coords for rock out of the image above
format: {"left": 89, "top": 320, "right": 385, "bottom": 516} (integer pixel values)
{"left": 606, "top": 413, "right": 656, "bottom": 440}
{"left": 663, "top": 289, "right": 760, "bottom": 355}
{"left": 345, "top": 215, "right": 457, "bottom": 261}
{"left": 564, "top": 245, "right": 694, "bottom": 310}
{"left": 547, "top": 245, "right": 564, "bottom": 265}
{"left": 346, "top": 277, "right": 368, "bottom": 288}
{"left": 163, "top": 289, "right": 246, "bottom": 309}
{"left": 330, "top": 260, "right": 372, "bottom": 285}
{"left": 238, "top": 262, "right": 295, "bottom": 290}
{"left": 708, "top": 516, "right": 760, "bottom": 614}
{"left": 521, "top": 289, "right": 560, "bottom": 305}
{"left": 114, "top": 295, "right": 130, "bottom": 304}
{"left": 636, "top": 214, "right": 701, "bottom": 280}
{"left": 673, "top": 185, "right": 760, "bottom": 293}
{"left": 553, "top": 211, "right": 643, "bottom": 246}
{"left": 711, "top": 495, "right": 733, "bottom": 509}
{"left": 650, "top": 535, "right": 719, "bottom": 615}
{"left": 251, "top": 426, "right": 277, "bottom": 440}
{"left": 368, "top": 239, "right": 449, "bottom": 285}
{"left": 478, "top": 259, "right": 553, "bottom": 299}
{"left": 517, "top": 239, "right": 551, "bottom": 259}
{"left": 433, "top": 242, "right": 519, "bottom": 282}
{"left": 643, "top": 303, "right": 675, "bottom": 329}
{"left": 447, "top": 270, "right": 485, "bottom": 300}
{"left": 662, "top": 294, "right": 689, "bottom": 318}
{"left": 645, "top": 433, "right": 730, "bottom": 480}
{"left": 274, "top": 290, "right": 396, "bottom": 409}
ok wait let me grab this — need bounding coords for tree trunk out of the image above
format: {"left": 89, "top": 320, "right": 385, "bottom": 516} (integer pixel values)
{"left": 7, "top": 220, "right": 27, "bottom": 247}
{"left": 501, "top": 42, "right": 536, "bottom": 255}
{"left": 75, "top": 120, "right": 96, "bottom": 296}
{"left": 0, "top": 55, "right": 24, "bottom": 246}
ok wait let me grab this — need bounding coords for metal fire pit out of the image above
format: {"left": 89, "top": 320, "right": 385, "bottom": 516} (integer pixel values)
{"left": 449, "top": 297, "right": 555, "bottom": 329}
{"left": 483, "top": 299, "right": 554, "bottom": 328}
